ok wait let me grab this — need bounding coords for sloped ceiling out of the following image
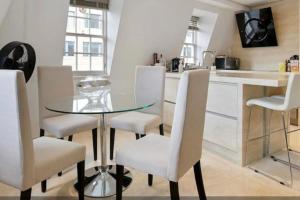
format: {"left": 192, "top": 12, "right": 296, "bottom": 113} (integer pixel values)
{"left": 0, "top": 0, "right": 12, "bottom": 28}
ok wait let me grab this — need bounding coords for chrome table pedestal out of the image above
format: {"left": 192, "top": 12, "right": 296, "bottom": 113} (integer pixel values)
{"left": 82, "top": 114, "right": 132, "bottom": 198}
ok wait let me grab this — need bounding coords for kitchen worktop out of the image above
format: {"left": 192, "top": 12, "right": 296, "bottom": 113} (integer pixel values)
{"left": 166, "top": 70, "right": 290, "bottom": 87}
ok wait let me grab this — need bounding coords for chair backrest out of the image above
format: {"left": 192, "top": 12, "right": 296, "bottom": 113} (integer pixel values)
{"left": 167, "top": 70, "right": 210, "bottom": 182}
{"left": 135, "top": 66, "right": 165, "bottom": 118}
{"left": 0, "top": 70, "right": 34, "bottom": 190}
{"left": 284, "top": 73, "right": 300, "bottom": 111}
{"left": 38, "top": 66, "right": 74, "bottom": 125}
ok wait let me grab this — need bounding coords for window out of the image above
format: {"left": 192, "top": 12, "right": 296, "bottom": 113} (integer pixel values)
{"left": 181, "top": 30, "right": 198, "bottom": 65}
{"left": 65, "top": 41, "right": 75, "bottom": 56}
{"left": 63, "top": 6, "right": 106, "bottom": 72}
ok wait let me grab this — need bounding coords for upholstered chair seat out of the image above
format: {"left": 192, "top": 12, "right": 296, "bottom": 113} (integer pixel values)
{"left": 116, "top": 70, "right": 210, "bottom": 200}
{"left": 116, "top": 134, "right": 169, "bottom": 178}
{"left": 33, "top": 137, "right": 85, "bottom": 182}
{"left": 110, "top": 112, "right": 161, "bottom": 135}
{"left": 109, "top": 66, "right": 165, "bottom": 160}
{"left": 42, "top": 114, "right": 98, "bottom": 138}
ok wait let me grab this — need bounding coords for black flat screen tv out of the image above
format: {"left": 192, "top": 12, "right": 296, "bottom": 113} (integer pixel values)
{"left": 236, "top": 7, "right": 278, "bottom": 48}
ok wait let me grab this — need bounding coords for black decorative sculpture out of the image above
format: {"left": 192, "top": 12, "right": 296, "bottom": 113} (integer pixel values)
{"left": 0, "top": 41, "right": 36, "bottom": 82}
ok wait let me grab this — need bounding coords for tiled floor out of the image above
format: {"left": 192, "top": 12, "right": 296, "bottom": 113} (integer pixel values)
{"left": 1, "top": 129, "right": 300, "bottom": 199}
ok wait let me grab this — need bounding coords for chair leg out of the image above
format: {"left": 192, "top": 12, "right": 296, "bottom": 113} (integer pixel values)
{"left": 169, "top": 181, "right": 179, "bottom": 200}
{"left": 58, "top": 137, "right": 63, "bottom": 176}
{"left": 135, "top": 133, "right": 140, "bottom": 140}
{"left": 40, "top": 129, "right": 45, "bottom": 137}
{"left": 92, "top": 128, "right": 98, "bottom": 161}
{"left": 77, "top": 160, "right": 85, "bottom": 200}
{"left": 245, "top": 106, "right": 253, "bottom": 165}
{"left": 141, "top": 134, "right": 146, "bottom": 138}
{"left": 116, "top": 165, "right": 124, "bottom": 200}
{"left": 159, "top": 124, "right": 164, "bottom": 136}
{"left": 281, "top": 112, "right": 294, "bottom": 186}
{"left": 20, "top": 188, "right": 31, "bottom": 200}
{"left": 194, "top": 161, "right": 207, "bottom": 200}
{"left": 110, "top": 128, "right": 115, "bottom": 160}
{"left": 148, "top": 174, "right": 153, "bottom": 186}
{"left": 41, "top": 180, "right": 47, "bottom": 193}
{"left": 68, "top": 135, "right": 73, "bottom": 141}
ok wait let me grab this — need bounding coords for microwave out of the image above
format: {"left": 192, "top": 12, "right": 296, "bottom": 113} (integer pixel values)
{"left": 215, "top": 56, "right": 240, "bottom": 70}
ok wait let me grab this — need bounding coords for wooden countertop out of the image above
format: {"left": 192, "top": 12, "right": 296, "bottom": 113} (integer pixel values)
{"left": 166, "top": 70, "right": 290, "bottom": 87}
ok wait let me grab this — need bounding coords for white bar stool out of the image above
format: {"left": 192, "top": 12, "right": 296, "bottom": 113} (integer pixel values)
{"left": 246, "top": 73, "right": 300, "bottom": 187}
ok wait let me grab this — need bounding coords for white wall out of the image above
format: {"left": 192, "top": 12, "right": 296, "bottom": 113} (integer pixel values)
{"left": 0, "top": 0, "right": 12, "bottom": 28}
{"left": 0, "top": 0, "right": 69, "bottom": 137}
{"left": 108, "top": 0, "right": 244, "bottom": 93}
{"left": 109, "top": 0, "right": 195, "bottom": 93}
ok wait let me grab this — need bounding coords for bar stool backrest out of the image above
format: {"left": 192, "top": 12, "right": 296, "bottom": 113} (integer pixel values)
{"left": 284, "top": 73, "right": 300, "bottom": 111}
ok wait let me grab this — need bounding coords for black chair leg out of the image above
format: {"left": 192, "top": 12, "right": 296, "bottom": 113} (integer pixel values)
{"left": 141, "top": 134, "right": 146, "bottom": 138}
{"left": 77, "top": 160, "right": 85, "bottom": 200}
{"left": 110, "top": 128, "right": 115, "bottom": 160}
{"left": 92, "top": 128, "right": 98, "bottom": 161}
{"left": 20, "top": 188, "right": 31, "bottom": 200}
{"left": 41, "top": 180, "right": 47, "bottom": 193}
{"left": 68, "top": 135, "right": 73, "bottom": 141}
{"left": 40, "top": 129, "right": 45, "bottom": 137}
{"left": 58, "top": 138, "right": 64, "bottom": 176}
{"left": 159, "top": 124, "right": 164, "bottom": 136}
{"left": 194, "top": 161, "right": 207, "bottom": 200}
{"left": 135, "top": 133, "right": 140, "bottom": 140}
{"left": 148, "top": 174, "right": 153, "bottom": 186}
{"left": 169, "top": 181, "right": 179, "bottom": 200}
{"left": 116, "top": 165, "right": 124, "bottom": 200}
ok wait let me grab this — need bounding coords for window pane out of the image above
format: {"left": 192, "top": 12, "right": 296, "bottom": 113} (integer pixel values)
{"left": 91, "top": 37, "right": 103, "bottom": 54}
{"left": 91, "top": 55, "right": 103, "bottom": 71}
{"left": 77, "top": 36, "right": 90, "bottom": 53}
{"left": 185, "top": 30, "right": 194, "bottom": 43}
{"left": 63, "top": 55, "right": 76, "bottom": 71}
{"left": 68, "top": 6, "right": 76, "bottom": 16}
{"left": 77, "top": 54, "right": 90, "bottom": 71}
{"left": 77, "top": 7, "right": 89, "bottom": 18}
{"left": 64, "top": 36, "right": 76, "bottom": 56}
{"left": 90, "top": 20, "right": 102, "bottom": 35}
{"left": 66, "top": 16, "right": 76, "bottom": 33}
{"left": 77, "top": 18, "right": 89, "bottom": 34}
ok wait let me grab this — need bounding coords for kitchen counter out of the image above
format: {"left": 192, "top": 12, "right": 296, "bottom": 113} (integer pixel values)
{"left": 164, "top": 70, "right": 289, "bottom": 165}
{"left": 166, "top": 70, "right": 289, "bottom": 87}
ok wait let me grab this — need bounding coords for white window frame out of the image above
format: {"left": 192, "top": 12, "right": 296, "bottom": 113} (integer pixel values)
{"left": 181, "top": 29, "right": 198, "bottom": 65}
{"left": 64, "top": 6, "right": 107, "bottom": 76}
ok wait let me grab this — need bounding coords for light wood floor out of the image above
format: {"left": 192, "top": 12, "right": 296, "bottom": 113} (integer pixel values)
{"left": 1, "top": 129, "right": 300, "bottom": 199}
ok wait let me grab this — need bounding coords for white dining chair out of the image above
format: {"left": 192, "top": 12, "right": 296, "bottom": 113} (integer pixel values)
{"left": 0, "top": 70, "right": 86, "bottom": 200}
{"left": 38, "top": 66, "right": 98, "bottom": 167}
{"left": 246, "top": 73, "right": 300, "bottom": 186}
{"left": 115, "top": 70, "right": 210, "bottom": 200}
{"left": 109, "top": 66, "right": 166, "bottom": 160}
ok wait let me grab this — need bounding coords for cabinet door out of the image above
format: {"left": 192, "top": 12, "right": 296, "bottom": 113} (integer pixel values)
{"left": 165, "top": 78, "right": 179, "bottom": 103}
{"left": 207, "top": 82, "right": 238, "bottom": 117}
{"left": 204, "top": 112, "right": 238, "bottom": 152}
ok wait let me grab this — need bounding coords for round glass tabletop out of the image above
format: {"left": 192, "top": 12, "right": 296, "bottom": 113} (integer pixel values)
{"left": 45, "top": 90, "right": 155, "bottom": 115}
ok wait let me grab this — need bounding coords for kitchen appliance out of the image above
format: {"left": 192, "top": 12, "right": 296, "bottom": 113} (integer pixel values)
{"left": 236, "top": 7, "right": 278, "bottom": 48}
{"left": 215, "top": 56, "right": 240, "bottom": 70}
{"left": 171, "top": 57, "right": 180, "bottom": 72}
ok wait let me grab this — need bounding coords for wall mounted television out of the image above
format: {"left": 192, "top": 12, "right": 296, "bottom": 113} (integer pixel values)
{"left": 236, "top": 7, "right": 278, "bottom": 48}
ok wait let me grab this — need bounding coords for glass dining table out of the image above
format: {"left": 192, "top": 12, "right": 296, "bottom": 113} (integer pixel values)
{"left": 46, "top": 90, "right": 154, "bottom": 198}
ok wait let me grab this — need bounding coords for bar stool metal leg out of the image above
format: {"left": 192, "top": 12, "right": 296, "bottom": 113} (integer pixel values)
{"left": 281, "top": 112, "right": 294, "bottom": 186}
{"left": 245, "top": 106, "right": 253, "bottom": 165}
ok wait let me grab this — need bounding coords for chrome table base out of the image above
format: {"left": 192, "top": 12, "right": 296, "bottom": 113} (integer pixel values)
{"left": 82, "top": 165, "right": 132, "bottom": 198}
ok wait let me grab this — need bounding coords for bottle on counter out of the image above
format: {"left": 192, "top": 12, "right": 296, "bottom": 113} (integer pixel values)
{"left": 179, "top": 59, "right": 184, "bottom": 73}
{"left": 156, "top": 54, "right": 166, "bottom": 67}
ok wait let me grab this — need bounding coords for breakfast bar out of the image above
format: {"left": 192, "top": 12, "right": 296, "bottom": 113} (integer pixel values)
{"left": 164, "top": 70, "right": 290, "bottom": 166}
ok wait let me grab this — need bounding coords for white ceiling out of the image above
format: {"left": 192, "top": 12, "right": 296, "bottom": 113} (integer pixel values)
{"left": 230, "top": 0, "right": 280, "bottom": 6}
